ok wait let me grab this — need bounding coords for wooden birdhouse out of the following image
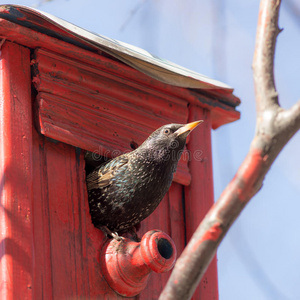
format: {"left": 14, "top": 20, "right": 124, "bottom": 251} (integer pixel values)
{"left": 0, "top": 5, "right": 240, "bottom": 300}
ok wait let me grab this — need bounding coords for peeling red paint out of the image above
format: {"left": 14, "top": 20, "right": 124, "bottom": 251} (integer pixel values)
{"left": 203, "top": 223, "right": 223, "bottom": 242}
{"left": 241, "top": 148, "right": 264, "bottom": 182}
{"left": 238, "top": 148, "right": 264, "bottom": 202}
{"left": 191, "top": 223, "right": 222, "bottom": 252}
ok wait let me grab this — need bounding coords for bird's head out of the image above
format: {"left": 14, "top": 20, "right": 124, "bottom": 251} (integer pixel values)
{"left": 138, "top": 120, "right": 203, "bottom": 162}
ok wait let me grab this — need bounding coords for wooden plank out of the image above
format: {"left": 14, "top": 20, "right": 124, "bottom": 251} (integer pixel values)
{"left": 32, "top": 136, "right": 131, "bottom": 299}
{"left": 32, "top": 130, "right": 53, "bottom": 299}
{"left": 44, "top": 141, "right": 93, "bottom": 298}
{"left": 169, "top": 182, "right": 186, "bottom": 256}
{"left": 138, "top": 183, "right": 185, "bottom": 299}
{"left": 138, "top": 193, "right": 171, "bottom": 300}
{"left": 43, "top": 141, "right": 82, "bottom": 298}
{"left": 34, "top": 49, "right": 188, "bottom": 121}
{"left": 33, "top": 49, "right": 191, "bottom": 185}
{"left": 184, "top": 106, "right": 219, "bottom": 300}
{"left": 0, "top": 41, "right": 33, "bottom": 300}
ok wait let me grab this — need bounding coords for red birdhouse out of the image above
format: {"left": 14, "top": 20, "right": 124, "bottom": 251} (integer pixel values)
{"left": 0, "top": 5, "right": 240, "bottom": 300}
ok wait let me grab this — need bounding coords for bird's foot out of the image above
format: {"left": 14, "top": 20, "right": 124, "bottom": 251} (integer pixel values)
{"left": 101, "top": 226, "right": 124, "bottom": 242}
{"left": 111, "top": 231, "right": 124, "bottom": 242}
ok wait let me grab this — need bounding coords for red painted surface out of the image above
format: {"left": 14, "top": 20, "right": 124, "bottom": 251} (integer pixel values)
{"left": 32, "top": 48, "right": 191, "bottom": 186}
{"left": 191, "top": 223, "right": 223, "bottom": 252}
{"left": 31, "top": 135, "right": 131, "bottom": 299}
{"left": 0, "top": 11, "right": 240, "bottom": 299}
{"left": 0, "top": 18, "right": 240, "bottom": 129}
{"left": 185, "top": 106, "right": 219, "bottom": 300}
{"left": 101, "top": 230, "right": 176, "bottom": 297}
{"left": 0, "top": 41, "right": 33, "bottom": 300}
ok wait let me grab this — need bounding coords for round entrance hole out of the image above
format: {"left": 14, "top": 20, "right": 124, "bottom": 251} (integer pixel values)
{"left": 157, "top": 238, "right": 173, "bottom": 259}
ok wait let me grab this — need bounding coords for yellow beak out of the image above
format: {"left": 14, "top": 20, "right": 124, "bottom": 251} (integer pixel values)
{"left": 175, "top": 120, "right": 203, "bottom": 136}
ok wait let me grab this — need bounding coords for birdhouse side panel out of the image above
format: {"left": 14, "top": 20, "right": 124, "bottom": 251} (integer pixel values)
{"left": 185, "top": 106, "right": 218, "bottom": 300}
{"left": 138, "top": 182, "right": 185, "bottom": 299}
{"left": 31, "top": 133, "right": 133, "bottom": 299}
{"left": 0, "top": 41, "right": 34, "bottom": 300}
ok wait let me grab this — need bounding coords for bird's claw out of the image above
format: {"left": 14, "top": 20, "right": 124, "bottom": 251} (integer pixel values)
{"left": 101, "top": 226, "right": 124, "bottom": 241}
{"left": 111, "top": 231, "right": 124, "bottom": 242}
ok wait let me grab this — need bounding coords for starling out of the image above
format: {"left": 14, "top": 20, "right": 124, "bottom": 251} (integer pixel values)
{"left": 86, "top": 120, "right": 202, "bottom": 240}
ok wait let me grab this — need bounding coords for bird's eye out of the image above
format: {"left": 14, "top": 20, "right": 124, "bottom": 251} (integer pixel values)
{"left": 164, "top": 128, "right": 171, "bottom": 135}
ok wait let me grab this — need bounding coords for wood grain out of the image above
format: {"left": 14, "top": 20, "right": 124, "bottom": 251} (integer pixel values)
{"left": 0, "top": 41, "right": 33, "bottom": 300}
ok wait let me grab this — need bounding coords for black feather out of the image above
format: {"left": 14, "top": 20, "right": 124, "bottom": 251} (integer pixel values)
{"left": 86, "top": 122, "right": 200, "bottom": 234}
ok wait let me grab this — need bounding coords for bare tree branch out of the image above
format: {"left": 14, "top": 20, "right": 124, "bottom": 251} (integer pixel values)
{"left": 159, "top": 0, "right": 300, "bottom": 299}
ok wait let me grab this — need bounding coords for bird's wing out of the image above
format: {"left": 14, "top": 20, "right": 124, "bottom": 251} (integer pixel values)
{"left": 86, "top": 155, "right": 129, "bottom": 190}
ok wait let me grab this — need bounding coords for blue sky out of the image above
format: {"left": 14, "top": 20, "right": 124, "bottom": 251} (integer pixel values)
{"left": 5, "top": 1, "right": 300, "bottom": 299}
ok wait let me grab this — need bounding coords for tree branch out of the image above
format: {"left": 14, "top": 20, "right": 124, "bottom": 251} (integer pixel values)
{"left": 253, "top": 0, "right": 281, "bottom": 112}
{"left": 159, "top": 0, "right": 300, "bottom": 299}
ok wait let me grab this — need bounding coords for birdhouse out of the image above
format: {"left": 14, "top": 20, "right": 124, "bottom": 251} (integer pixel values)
{"left": 0, "top": 5, "right": 240, "bottom": 300}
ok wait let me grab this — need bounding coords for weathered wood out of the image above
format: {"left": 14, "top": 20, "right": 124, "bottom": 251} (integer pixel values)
{"left": 184, "top": 106, "right": 218, "bottom": 300}
{"left": 32, "top": 48, "right": 191, "bottom": 185}
{"left": 138, "top": 183, "right": 186, "bottom": 299}
{"left": 138, "top": 192, "right": 171, "bottom": 299}
{"left": 32, "top": 130, "right": 53, "bottom": 299}
{"left": 0, "top": 17, "right": 240, "bottom": 129}
{"left": 169, "top": 183, "right": 186, "bottom": 256}
{"left": 0, "top": 41, "right": 33, "bottom": 300}
{"left": 32, "top": 136, "right": 132, "bottom": 299}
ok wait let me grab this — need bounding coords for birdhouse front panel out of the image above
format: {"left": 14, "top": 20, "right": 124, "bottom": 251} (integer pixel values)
{"left": 0, "top": 5, "right": 240, "bottom": 300}
{"left": 32, "top": 48, "right": 191, "bottom": 185}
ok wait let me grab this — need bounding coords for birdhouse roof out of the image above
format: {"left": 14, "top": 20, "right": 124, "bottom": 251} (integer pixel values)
{"left": 0, "top": 5, "right": 236, "bottom": 92}
{"left": 0, "top": 5, "right": 240, "bottom": 130}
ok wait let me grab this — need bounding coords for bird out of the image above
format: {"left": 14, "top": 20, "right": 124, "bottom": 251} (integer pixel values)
{"left": 86, "top": 120, "right": 203, "bottom": 240}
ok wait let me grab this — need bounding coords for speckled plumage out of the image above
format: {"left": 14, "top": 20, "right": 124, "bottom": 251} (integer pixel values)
{"left": 86, "top": 121, "right": 202, "bottom": 236}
